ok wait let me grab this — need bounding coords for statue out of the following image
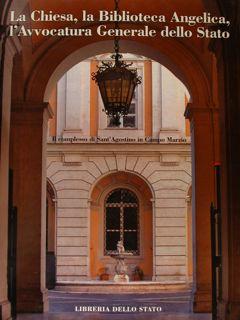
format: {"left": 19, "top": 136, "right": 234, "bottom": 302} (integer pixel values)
{"left": 117, "top": 240, "right": 125, "bottom": 254}
{"left": 110, "top": 240, "right": 132, "bottom": 282}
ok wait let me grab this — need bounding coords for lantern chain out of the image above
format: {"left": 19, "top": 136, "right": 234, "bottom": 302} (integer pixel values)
{"left": 91, "top": 0, "right": 142, "bottom": 127}
{"left": 114, "top": 0, "right": 121, "bottom": 65}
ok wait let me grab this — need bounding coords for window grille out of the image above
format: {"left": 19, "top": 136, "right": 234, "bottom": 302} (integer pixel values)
{"left": 104, "top": 188, "right": 139, "bottom": 255}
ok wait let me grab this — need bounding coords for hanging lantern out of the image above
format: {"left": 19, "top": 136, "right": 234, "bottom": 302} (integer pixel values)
{"left": 92, "top": 1, "right": 142, "bottom": 126}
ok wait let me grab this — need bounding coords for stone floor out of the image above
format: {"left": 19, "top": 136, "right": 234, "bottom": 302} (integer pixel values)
{"left": 49, "top": 290, "right": 192, "bottom": 313}
{"left": 17, "top": 290, "right": 212, "bottom": 320}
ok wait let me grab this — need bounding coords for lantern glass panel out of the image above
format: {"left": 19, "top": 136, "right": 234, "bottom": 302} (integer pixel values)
{"left": 122, "top": 78, "right": 131, "bottom": 104}
{"left": 106, "top": 80, "right": 119, "bottom": 103}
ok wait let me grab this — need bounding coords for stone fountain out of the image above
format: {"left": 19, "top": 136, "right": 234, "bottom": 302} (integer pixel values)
{"left": 110, "top": 240, "right": 133, "bottom": 282}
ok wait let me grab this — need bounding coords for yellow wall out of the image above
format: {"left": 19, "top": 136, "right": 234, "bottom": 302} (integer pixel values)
{"left": 47, "top": 194, "right": 55, "bottom": 252}
{"left": 144, "top": 60, "right": 153, "bottom": 137}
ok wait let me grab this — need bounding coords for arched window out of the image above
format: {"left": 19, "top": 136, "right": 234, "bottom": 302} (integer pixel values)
{"left": 105, "top": 188, "right": 139, "bottom": 255}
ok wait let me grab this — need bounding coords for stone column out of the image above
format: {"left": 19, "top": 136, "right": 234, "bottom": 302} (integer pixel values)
{"left": 185, "top": 104, "right": 219, "bottom": 312}
{"left": 151, "top": 198, "right": 156, "bottom": 281}
{"left": 210, "top": 20, "right": 240, "bottom": 320}
{"left": 0, "top": 37, "right": 21, "bottom": 320}
{"left": 10, "top": 102, "right": 52, "bottom": 313}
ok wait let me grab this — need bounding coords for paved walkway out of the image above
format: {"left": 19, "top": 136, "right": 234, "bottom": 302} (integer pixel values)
{"left": 17, "top": 290, "right": 212, "bottom": 320}
{"left": 49, "top": 291, "right": 192, "bottom": 313}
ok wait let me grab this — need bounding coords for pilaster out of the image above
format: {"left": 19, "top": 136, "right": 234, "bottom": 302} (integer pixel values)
{"left": 144, "top": 60, "right": 153, "bottom": 137}
{"left": 10, "top": 102, "right": 52, "bottom": 313}
{"left": 185, "top": 104, "right": 219, "bottom": 312}
{"left": 0, "top": 36, "right": 21, "bottom": 320}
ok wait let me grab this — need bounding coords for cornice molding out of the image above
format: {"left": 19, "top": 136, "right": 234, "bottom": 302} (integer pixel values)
{"left": 12, "top": 101, "right": 53, "bottom": 118}
{"left": 184, "top": 103, "right": 219, "bottom": 120}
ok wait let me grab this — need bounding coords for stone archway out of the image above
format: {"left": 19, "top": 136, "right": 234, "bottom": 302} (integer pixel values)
{"left": 9, "top": 41, "right": 216, "bottom": 313}
{"left": 23, "top": 37, "right": 211, "bottom": 106}
{"left": 90, "top": 171, "right": 153, "bottom": 281}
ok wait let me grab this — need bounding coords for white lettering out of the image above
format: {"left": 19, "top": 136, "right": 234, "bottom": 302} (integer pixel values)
{"left": 97, "top": 25, "right": 156, "bottom": 37}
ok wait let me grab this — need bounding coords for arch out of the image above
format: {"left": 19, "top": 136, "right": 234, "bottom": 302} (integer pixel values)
{"left": 20, "top": 37, "right": 212, "bottom": 107}
{"left": 47, "top": 178, "right": 57, "bottom": 201}
{"left": 90, "top": 170, "right": 154, "bottom": 204}
{"left": 90, "top": 171, "right": 153, "bottom": 280}
{"left": 187, "top": 185, "right": 192, "bottom": 199}
{"left": 42, "top": 40, "right": 194, "bottom": 102}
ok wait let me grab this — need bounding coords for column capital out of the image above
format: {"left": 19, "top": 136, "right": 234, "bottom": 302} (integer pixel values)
{"left": 11, "top": 101, "right": 53, "bottom": 125}
{"left": 12, "top": 101, "right": 52, "bottom": 114}
{"left": 184, "top": 103, "right": 219, "bottom": 120}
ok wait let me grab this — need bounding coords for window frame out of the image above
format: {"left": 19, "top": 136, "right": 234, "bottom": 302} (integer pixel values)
{"left": 104, "top": 188, "right": 140, "bottom": 256}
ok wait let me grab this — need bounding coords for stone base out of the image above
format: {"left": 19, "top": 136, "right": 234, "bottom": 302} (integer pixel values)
{"left": 17, "top": 288, "right": 49, "bottom": 313}
{"left": 0, "top": 300, "right": 12, "bottom": 320}
{"left": 113, "top": 274, "right": 129, "bottom": 283}
{"left": 55, "top": 281, "right": 190, "bottom": 293}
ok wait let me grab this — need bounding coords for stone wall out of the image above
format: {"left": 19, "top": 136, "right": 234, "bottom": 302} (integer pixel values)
{"left": 47, "top": 143, "right": 191, "bottom": 283}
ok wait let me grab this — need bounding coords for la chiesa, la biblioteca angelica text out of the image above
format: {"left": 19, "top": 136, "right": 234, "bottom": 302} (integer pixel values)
{"left": 9, "top": 10, "right": 230, "bottom": 39}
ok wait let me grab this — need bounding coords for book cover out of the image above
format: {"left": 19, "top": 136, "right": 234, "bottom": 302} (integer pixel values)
{"left": 0, "top": 1, "right": 239, "bottom": 320}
